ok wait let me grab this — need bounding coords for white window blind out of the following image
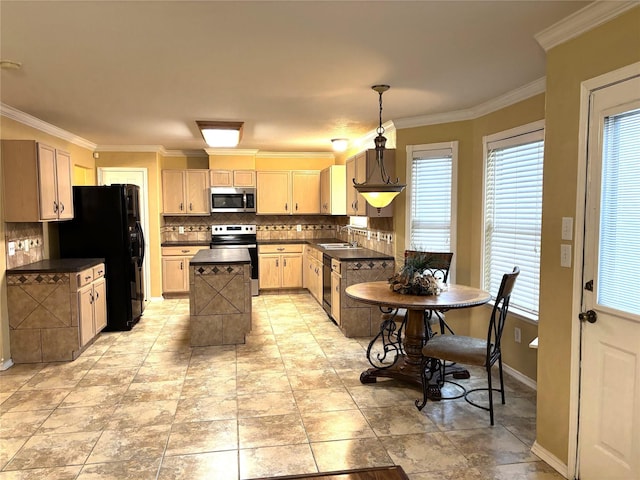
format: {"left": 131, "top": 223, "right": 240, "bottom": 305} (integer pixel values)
{"left": 484, "top": 127, "right": 544, "bottom": 318}
{"left": 598, "top": 108, "right": 640, "bottom": 315}
{"left": 407, "top": 144, "right": 456, "bottom": 256}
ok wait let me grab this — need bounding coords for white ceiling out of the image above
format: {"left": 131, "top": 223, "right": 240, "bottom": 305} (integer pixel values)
{"left": 0, "top": 1, "right": 591, "bottom": 154}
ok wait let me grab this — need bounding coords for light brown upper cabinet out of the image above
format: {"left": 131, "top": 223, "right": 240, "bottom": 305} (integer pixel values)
{"left": 256, "top": 170, "right": 320, "bottom": 215}
{"left": 162, "top": 169, "right": 209, "bottom": 215}
{"left": 1, "top": 140, "right": 74, "bottom": 222}
{"left": 210, "top": 169, "right": 255, "bottom": 187}
{"left": 345, "top": 149, "right": 395, "bottom": 217}
{"left": 320, "top": 165, "right": 346, "bottom": 215}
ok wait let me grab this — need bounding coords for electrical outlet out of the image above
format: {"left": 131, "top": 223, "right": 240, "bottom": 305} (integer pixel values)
{"left": 24, "top": 239, "right": 29, "bottom": 252}
{"left": 387, "top": 234, "right": 392, "bottom": 244}
{"left": 514, "top": 327, "right": 521, "bottom": 343}
{"left": 377, "top": 232, "right": 381, "bottom": 241}
{"left": 178, "top": 226, "right": 185, "bottom": 234}
{"left": 561, "top": 217, "right": 573, "bottom": 241}
{"left": 367, "top": 231, "right": 371, "bottom": 240}
{"left": 8, "top": 242, "right": 16, "bottom": 256}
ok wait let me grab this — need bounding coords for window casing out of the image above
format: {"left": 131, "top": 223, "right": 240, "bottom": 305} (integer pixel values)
{"left": 482, "top": 121, "right": 544, "bottom": 320}
{"left": 406, "top": 142, "right": 458, "bottom": 281}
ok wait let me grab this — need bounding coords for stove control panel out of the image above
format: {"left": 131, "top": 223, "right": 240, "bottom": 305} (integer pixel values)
{"left": 211, "top": 224, "right": 256, "bottom": 235}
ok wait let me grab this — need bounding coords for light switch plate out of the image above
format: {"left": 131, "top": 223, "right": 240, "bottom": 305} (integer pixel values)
{"left": 296, "top": 224, "right": 302, "bottom": 232}
{"left": 561, "top": 217, "right": 573, "bottom": 241}
{"left": 561, "top": 244, "right": 572, "bottom": 268}
{"left": 8, "top": 241, "right": 16, "bottom": 256}
{"left": 178, "top": 226, "right": 185, "bottom": 234}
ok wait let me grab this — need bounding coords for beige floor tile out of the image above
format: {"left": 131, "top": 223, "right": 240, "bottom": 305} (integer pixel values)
{"left": 310, "top": 438, "right": 394, "bottom": 472}
{"left": 5, "top": 432, "right": 101, "bottom": 470}
{"left": 361, "top": 405, "right": 439, "bottom": 436}
{"left": 165, "top": 419, "right": 237, "bottom": 456}
{"left": 301, "top": 409, "right": 376, "bottom": 442}
{"left": 408, "top": 467, "right": 488, "bottom": 480}
{"left": 444, "top": 426, "right": 538, "bottom": 467}
{"left": 0, "top": 374, "right": 32, "bottom": 393}
{"left": 76, "top": 367, "right": 139, "bottom": 387}
{"left": 347, "top": 383, "right": 417, "bottom": 409}
{"left": 37, "top": 406, "right": 115, "bottom": 434}
{"left": 478, "top": 461, "right": 566, "bottom": 479}
{"left": 0, "top": 465, "right": 82, "bottom": 480}
{"left": 239, "top": 444, "right": 317, "bottom": 479}
{"left": 107, "top": 400, "right": 178, "bottom": 430}
{"left": 0, "top": 410, "right": 52, "bottom": 438}
{"left": 121, "top": 379, "right": 184, "bottom": 402}
{"left": 1, "top": 389, "right": 71, "bottom": 413}
{"left": 77, "top": 458, "right": 161, "bottom": 480}
{"left": 181, "top": 373, "right": 237, "bottom": 397}
{"left": 238, "top": 390, "right": 298, "bottom": 418}
{"left": 238, "top": 413, "right": 307, "bottom": 448}
{"left": 379, "top": 432, "right": 469, "bottom": 474}
{"left": 288, "top": 368, "right": 342, "bottom": 390}
{"left": 159, "top": 451, "right": 238, "bottom": 480}
{"left": 59, "top": 384, "right": 128, "bottom": 408}
{"left": 86, "top": 425, "right": 171, "bottom": 464}
{"left": 236, "top": 370, "right": 292, "bottom": 395}
{"left": 293, "top": 386, "right": 358, "bottom": 413}
{"left": 0, "top": 437, "right": 29, "bottom": 470}
{"left": 174, "top": 394, "right": 237, "bottom": 422}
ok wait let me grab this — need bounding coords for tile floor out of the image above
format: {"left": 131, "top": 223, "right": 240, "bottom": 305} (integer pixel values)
{"left": 0, "top": 294, "right": 564, "bottom": 480}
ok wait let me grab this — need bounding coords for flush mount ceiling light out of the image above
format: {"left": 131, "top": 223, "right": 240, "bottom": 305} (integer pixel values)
{"left": 353, "top": 85, "right": 406, "bottom": 211}
{"left": 196, "top": 121, "right": 244, "bottom": 148}
{"left": 331, "top": 138, "right": 349, "bottom": 152}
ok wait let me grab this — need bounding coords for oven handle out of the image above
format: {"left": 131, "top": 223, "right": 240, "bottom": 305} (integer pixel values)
{"left": 210, "top": 244, "right": 257, "bottom": 249}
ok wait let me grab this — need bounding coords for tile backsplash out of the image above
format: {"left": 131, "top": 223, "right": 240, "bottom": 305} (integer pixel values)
{"left": 161, "top": 214, "right": 395, "bottom": 256}
{"left": 4, "top": 223, "right": 44, "bottom": 269}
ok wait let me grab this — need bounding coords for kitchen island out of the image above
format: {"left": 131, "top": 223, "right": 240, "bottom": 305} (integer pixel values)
{"left": 188, "top": 248, "right": 252, "bottom": 346}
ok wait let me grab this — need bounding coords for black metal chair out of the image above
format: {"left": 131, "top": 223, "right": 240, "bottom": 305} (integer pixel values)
{"left": 418, "top": 267, "right": 520, "bottom": 425}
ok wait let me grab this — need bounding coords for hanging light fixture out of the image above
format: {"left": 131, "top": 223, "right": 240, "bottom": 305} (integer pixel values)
{"left": 354, "top": 85, "right": 405, "bottom": 211}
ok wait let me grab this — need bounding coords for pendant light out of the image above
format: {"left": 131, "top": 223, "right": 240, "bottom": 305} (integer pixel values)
{"left": 353, "top": 85, "right": 405, "bottom": 211}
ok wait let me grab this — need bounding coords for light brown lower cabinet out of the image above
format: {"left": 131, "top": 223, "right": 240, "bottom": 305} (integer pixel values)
{"left": 258, "top": 244, "right": 303, "bottom": 289}
{"left": 78, "top": 276, "right": 107, "bottom": 348}
{"left": 331, "top": 267, "right": 341, "bottom": 325}
{"left": 162, "top": 246, "right": 211, "bottom": 294}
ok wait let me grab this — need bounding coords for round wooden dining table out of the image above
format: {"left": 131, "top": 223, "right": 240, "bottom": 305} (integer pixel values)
{"left": 346, "top": 281, "right": 491, "bottom": 389}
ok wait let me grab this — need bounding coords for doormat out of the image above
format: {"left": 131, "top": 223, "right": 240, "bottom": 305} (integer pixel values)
{"left": 248, "top": 465, "right": 409, "bottom": 480}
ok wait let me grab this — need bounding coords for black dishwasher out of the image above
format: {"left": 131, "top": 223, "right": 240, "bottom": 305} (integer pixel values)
{"left": 322, "top": 254, "right": 332, "bottom": 315}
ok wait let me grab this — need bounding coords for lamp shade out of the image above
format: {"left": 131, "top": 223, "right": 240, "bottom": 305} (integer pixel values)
{"left": 354, "top": 183, "right": 404, "bottom": 209}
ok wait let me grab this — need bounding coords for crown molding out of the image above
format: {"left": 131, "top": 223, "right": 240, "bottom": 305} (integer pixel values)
{"left": 1, "top": 102, "right": 97, "bottom": 150}
{"left": 255, "top": 151, "right": 335, "bottom": 159}
{"left": 95, "top": 145, "right": 165, "bottom": 154}
{"left": 205, "top": 148, "right": 259, "bottom": 156}
{"left": 394, "top": 77, "right": 546, "bottom": 130}
{"left": 162, "top": 149, "right": 208, "bottom": 157}
{"left": 535, "top": 1, "right": 639, "bottom": 52}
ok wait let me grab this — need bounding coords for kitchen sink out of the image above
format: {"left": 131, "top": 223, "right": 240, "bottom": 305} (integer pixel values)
{"left": 318, "top": 243, "right": 361, "bottom": 250}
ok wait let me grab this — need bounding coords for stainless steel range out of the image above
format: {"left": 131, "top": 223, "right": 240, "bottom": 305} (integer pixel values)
{"left": 210, "top": 224, "right": 258, "bottom": 296}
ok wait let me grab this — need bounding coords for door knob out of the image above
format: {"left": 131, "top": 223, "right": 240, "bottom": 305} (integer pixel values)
{"left": 579, "top": 309, "right": 597, "bottom": 323}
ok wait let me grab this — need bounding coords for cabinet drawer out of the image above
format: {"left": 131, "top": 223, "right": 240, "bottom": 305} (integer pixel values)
{"left": 331, "top": 259, "right": 341, "bottom": 274}
{"left": 76, "top": 268, "right": 94, "bottom": 288}
{"left": 93, "top": 263, "right": 105, "bottom": 279}
{"left": 259, "top": 244, "right": 303, "bottom": 254}
{"left": 162, "top": 246, "right": 209, "bottom": 256}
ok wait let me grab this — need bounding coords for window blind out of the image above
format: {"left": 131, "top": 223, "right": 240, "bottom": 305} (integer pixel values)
{"left": 409, "top": 153, "right": 453, "bottom": 252}
{"left": 598, "top": 108, "right": 640, "bottom": 315}
{"left": 484, "top": 130, "right": 544, "bottom": 318}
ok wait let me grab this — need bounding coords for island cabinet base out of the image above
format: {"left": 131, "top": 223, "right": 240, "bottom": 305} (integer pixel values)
{"left": 339, "top": 259, "right": 395, "bottom": 337}
{"left": 189, "top": 263, "right": 252, "bottom": 346}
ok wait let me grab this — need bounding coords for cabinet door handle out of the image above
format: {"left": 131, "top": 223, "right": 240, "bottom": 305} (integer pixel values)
{"left": 276, "top": 259, "right": 279, "bottom": 267}
{"left": 285, "top": 203, "right": 288, "bottom": 211}
{"left": 295, "top": 203, "right": 298, "bottom": 211}
{"left": 284, "top": 259, "right": 287, "bottom": 267}
{"left": 53, "top": 201, "right": 59, "bottom": 213}
{"left": 181, "top": 249, "right": 190, "bottom": 253}
{"left": 277, "top": 247, "right": 284, "bottom": 251}
{"left": 89, "top": 292, "right": 94, "bottom": 304}
{"left": 179, "top": 202, "right": 184, "bottom": 211}
{"left": 95, "top": 291, "right": 99, "bottom": 300}
{"left": 189, "top": 203, "right": 193, "bottom": 211}
{"left": 60, "top": 202, "right": 65, "bottom": 213}
{"left": 85, "top": 275, "right": 92, "bottom": 281}
{"left": 180, "top": 261, "right": 184, "bottom": 270}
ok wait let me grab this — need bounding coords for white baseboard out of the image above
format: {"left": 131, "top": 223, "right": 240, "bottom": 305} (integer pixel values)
{"left": 1, "top": 358, "right": 14, "bottom": 371}
{"left": 531, "top": 441, "right": 570, "bottom": 479}
{"left": 503, "top": 362, "right": 537, "bottom": 390}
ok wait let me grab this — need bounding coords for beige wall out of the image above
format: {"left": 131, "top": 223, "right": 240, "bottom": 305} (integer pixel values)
{"left": 536, "top": 6, "right": 640, "bottom": 465}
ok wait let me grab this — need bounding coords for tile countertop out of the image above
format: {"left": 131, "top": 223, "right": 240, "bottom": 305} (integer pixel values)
{"left": 190, "top": 248, "right": 251, "bottom": 265}
{"left": 7, "top": 258, "right": 105, "bottom": 273}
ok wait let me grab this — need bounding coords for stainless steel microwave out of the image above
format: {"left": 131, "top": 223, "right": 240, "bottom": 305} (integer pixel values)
{"left": 210, "top": 187, "right": 256, "bottom": 213}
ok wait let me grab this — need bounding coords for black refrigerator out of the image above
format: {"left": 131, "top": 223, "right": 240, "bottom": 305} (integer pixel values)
{"left": 58, "top": 184, "right": 145, "bottom": 331}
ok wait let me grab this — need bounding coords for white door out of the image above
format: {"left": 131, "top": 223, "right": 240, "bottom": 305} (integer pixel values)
{"left": 97, "top": 168, "right": 151, "bottom": 302}
{"left": 578, "top": 75, "right": 640, "bottom": 479}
